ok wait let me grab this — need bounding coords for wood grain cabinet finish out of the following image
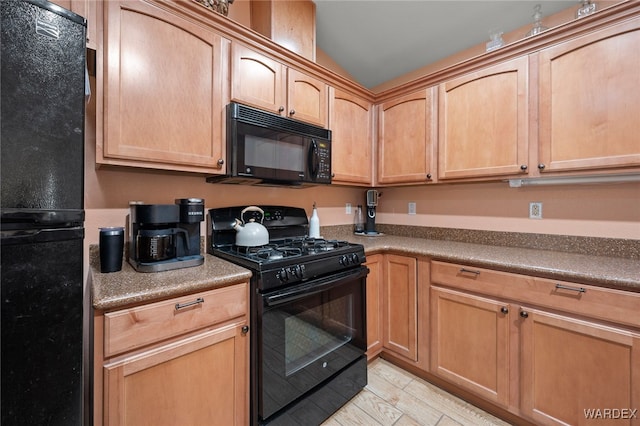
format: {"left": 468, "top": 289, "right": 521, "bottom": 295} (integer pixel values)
{"left": 99, "top": 0, "right": 229, "bottom": 173}
{"left": 96, "top": 283, "right": 249, "bottom": 426}
{"left": 438, "top": 56, "right": 529, "bottom": 180}
{"left": 365, "top": 254, "right": 384, "bottom": 359}
{"left": 231, "top": 43, "right": 328, "bottom": 127}
{"left": 378, "top": 88, "right": 437, "bottom": 185}
{"left": 329, "top": 88, "right": 373, "bottom": 185}
{"left": 430, "top": 286, "right": 510, "bottom": 408}
{"left": 538, "top": 16, "right": 640, "bottom": 174}
{"left": 383, "top": 254, "right": 418, "bottom": 361}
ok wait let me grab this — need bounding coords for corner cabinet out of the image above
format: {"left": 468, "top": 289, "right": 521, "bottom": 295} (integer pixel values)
{"left": 378, "top": 88, "right": 437, "bottom": 185}
{"left": 98, "top": 0, "right": 229, "bottom": 173}
{"left": 231, "top": 43, "right": 328, "bottom": 127}
{"left": 537, "top": 16, "right": 640, "bottom": 174}
{"left": 438, "top": 56, "right": 529, "bottom": 180}
{"left": 329, "top": 88, "right": 373, "bottom": 185}
{"left": 94, "top": 283, "right": 249, "bottom": 426}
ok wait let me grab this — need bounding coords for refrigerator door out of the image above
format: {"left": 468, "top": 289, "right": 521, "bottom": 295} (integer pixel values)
{"left": 1, "top": 228, "right": 84, "bottom": 425}
{"left": 1, "top": 0, "right": 86, "bottom": 212}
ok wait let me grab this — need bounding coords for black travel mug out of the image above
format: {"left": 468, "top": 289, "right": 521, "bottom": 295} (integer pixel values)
{"left": 99, "top": 227, "right": 124, "bottom": 273}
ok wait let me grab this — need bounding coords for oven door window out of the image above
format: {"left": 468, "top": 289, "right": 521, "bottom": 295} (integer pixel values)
{"left": 259, "top": 273, "right": 366, "bottom": 420}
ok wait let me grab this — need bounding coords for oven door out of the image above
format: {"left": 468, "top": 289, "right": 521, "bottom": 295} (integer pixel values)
{"left": 258, "top": 266, "right": 367, "bottom": 421}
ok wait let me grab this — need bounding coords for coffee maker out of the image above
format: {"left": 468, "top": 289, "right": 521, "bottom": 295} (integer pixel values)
{"left": 128, "top": 198, "right": 205, "bottom": 272}
{"left": 365, "top": 189, "right": 380, "bottom": 235}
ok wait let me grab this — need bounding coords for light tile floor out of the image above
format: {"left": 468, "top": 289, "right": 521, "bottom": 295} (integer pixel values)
{"left": 321, "top": 358, "right": 512, "bottom": 426}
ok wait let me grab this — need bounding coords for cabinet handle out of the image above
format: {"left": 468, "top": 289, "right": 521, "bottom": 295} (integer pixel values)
{"left": 501, "top": 306, "right": 509, "bottom": 314}
{"left": 289, "top": 109, "right": 295, "bottom": 116}
{"left": 241, "top": 325, "right": 249, "bottom": 335}
{"left": 459, "top": 268, "right": 480, "bottom": 276}
{"left": 426, "top": 173, "right": 432, "bottom": 180}
{"left": 538, "top": 164, "right": 546, "bottom": 170}
{"left": 555, "top": 284, "right": 586, "bottom": 293}
{"left": 175, "top": 297, "right": 204, "bottom": 310}
{"left": 520, "top": 164, "right": 528, "bottom": 171}
{"left": 217, "top": 158, "right": 224, "bottom": 168}
{"left": 519, "top": 310, "right": 529, "bottom": 319}
{"left": 278, "top": 106, "right": 285, "bottom": 113}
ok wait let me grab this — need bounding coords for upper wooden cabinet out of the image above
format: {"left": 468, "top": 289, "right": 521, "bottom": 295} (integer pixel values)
{"left": 98, "top": 0, "right": 229, "bottom": 173}
{"left": 49, "top": 0, "right": 96, "bottom": 49}
{"left": 537, "top": 16, "right": 640, "bottom": 174}
{"left": 438, "top": 56, "right": 529, "bottom": 180}
{"left": 231, "top": 43, "right": 328, "bottom": 127}
{"left": 378, "top": 88, "right": 437, "bottom": 185}
{"left": 329, "top": 88, "right": 373, "bottom": 185}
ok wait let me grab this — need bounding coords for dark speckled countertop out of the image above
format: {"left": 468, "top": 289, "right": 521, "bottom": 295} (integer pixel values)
{"left": 90, "top": 228, "right": 640, "bottom": 311}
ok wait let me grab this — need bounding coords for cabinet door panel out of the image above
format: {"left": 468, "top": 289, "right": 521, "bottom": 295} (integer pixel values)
{"left": 330, "top": 89, "right": 373, "bottom": 185}
{"left": 520, "top": 309, "right": 639, "bottom": 426}
{"left": 103, "top": 1, "right": 227, "bottom": 170}
{"left": 430, "top": 287, "right": 510, "bottom": 407}
{"left": 231, "top": 44, "right": 285, "bottom": 113}
{"left": 104, "top": 324, "right": 248, "bottom": 426}
{"left": 365, "top": 254, "right": 383, "bottom": 359}
{"left": 383, "top": 255, "right": 417, "bottom": 360}
{"left": 378, "top": 89, "right": 435, "bottom": 184}
{"left": 439, "top": 57, "right": 528, "bottom": 179}
{"left": 287, "top": 68, "right": 328, "bottom": 127}
{"left": 538, "top": 18, "right": 640, "bottom": 172}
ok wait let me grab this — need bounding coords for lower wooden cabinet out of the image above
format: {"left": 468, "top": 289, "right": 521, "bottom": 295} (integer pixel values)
{"left": 430, "top": 286, "right": 511, "bottom": 408}
{"left": 94, "top": 283, "right": 249, "bottom": 426}
{"left": 365, "top": 254, "right": 384, "bottom": 359}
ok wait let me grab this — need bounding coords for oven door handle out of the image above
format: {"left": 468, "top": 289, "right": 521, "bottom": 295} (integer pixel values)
{"left": 264, "top": 266, "right": 369, "bottom": 307}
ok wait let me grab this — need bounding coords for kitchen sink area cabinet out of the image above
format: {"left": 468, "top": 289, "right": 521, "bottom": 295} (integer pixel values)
{"left": 231, "top": 43, "right": 328, "bottom": 127}
{"left": 382, "top": 254, "right": 430, "bottom": 371}
{"left": 377, "top": 88, "right": 437, "bottom": 185}
{"left": 430, "top": 286, "right": 511, "bottom": 409}
{"left": 519, "top": 306, "right": 640, "bottom": 426}
{"left": 430, "top": 261, "right": 640, "bottom": 425}
{"left": 437, "top": 56, "right": 529, "bottom": 181}
{"left": 329, "top": 88, "right": 374, "bottom": 185}
{"left": 94, "top": 283, "right": 249, "bottom": 426}
{"left": 537, "top": 16, "right": 640, "bottom": 175}
{"left": 365, "top": 254, "right": 384, "bottom": 359}
{"left": 98, "top": 0, "right": 230, "bottom": 173}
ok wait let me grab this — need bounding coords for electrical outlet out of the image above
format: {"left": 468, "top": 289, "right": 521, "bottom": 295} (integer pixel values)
{"left": 408, "top": 202, "right": 416, "bottom": 215}
{"left": 529, "top": 202, "right": 542, "bottom": 219}
{"left": 346, "top": 203, "right": 352, "bottom": 215}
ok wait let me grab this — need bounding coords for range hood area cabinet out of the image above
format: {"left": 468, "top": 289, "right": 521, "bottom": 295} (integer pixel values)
{"left": 97, "top": 0, "right": 229, "bottom": 174}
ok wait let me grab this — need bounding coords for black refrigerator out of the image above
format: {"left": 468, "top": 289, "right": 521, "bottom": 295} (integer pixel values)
{"left": 1, "top": 0, "right": 86, "bottom": 424}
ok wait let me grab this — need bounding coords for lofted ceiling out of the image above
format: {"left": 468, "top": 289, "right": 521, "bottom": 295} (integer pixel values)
{"left": 314, "top": 1, "right": 577, "bottom": 88}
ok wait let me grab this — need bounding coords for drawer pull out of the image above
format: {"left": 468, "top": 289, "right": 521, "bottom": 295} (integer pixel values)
{"left": 555, "top": 284, "right": 586, "bottom": 294}
{"left": 459, "top": 268, "right": 481, "bottom": 276}
{"left": 175, "top": 297, "right": 205, "bottom": 310}
{"left": 500, "top": 306, "right": 509, "bottom": 314}
{"left": 520, "top": 310, "right": 529, "bottom": 319}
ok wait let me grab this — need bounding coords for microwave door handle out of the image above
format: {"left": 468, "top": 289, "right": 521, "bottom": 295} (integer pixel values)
{"left": 308, "top": 139, "right": 320, "bottom": 179}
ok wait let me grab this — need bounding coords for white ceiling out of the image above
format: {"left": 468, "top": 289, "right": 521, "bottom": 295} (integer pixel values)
{"left": 314, "top": 1, "right": 576, "bottom": 88}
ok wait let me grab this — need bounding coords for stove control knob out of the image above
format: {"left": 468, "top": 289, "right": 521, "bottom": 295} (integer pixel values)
{"left": 339, "top": 255, "right": 349, "bottom": 266}
{"left": 293, "top": 265, "right": 303, "bottom": 279}
{"left": 277, "top": 268, "right": 289, "bottom": 282}
{"left": 351, "top": 253, "right": 359, "bottom": 264}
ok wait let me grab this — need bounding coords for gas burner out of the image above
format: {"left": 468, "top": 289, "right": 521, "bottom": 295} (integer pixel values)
{"left": 238, "top": 244, "right": 303, "bottom": 261}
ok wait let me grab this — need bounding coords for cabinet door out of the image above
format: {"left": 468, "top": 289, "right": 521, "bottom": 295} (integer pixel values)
{"left": 231, "top": 43, "right": 285, "bottom": 114}
{"left": 378, "top": 89, "right": 436, "bottom": 184}
{"left": 383, "top": 254, "right": 418, "bottom": 361}
{"left": 365, "top": 254, "right": 384, "bottom": 359}
{"left": 287, "top": 68, "right": 328, "bottom": 127}
{"left": 438, "top": 56, "right": 529, "bottom": 180}
{"left": 430, "top": 287, "right": 510, "bottom": 407}
{"left": 104, "top": 323, "right": 248, "bottom": 426}
{"left": 329, "top": 88, "right": 373, "bottom": 185}
{"left": 520, "top": 308, "right": 640, "bottom": 426}
{"left": 538, "top": 17, "right": 640, "bottom": 173}
{"left": 101, "top": 0, "right": 228, "bottom": 173}
{"left": 49, "top": 0, "right": 96, "bottom": 49}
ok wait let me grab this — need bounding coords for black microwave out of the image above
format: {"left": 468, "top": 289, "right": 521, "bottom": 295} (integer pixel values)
{"left": 207, "top": 102, "right": 332, "bottom": 187}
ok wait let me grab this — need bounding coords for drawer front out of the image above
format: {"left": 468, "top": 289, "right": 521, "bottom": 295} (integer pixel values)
{"left": 105, "top": 283, "right": 247, "bottom": 357}
{"left": 431, "top": 261, "right": 640, "bottom": 329}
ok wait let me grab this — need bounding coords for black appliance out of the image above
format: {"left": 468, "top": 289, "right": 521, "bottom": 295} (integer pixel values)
{"left": 1, "top": 1, "right": 87, "bottom": 424}
{"left": 206, "top": 102, "right": 332, "bottom": 187}
{"left": 128, "top": 199, "right": 205, "bottom": 272}
{"left": 208, "top": 206, "right": 368, "bottom": 426}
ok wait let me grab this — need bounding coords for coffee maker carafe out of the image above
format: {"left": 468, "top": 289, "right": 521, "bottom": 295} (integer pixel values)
{"left": 129, "top": 198, "right": 205, "bottom": 272}
{"left": 365, "top": 189, "right": 380, "bottom": 235}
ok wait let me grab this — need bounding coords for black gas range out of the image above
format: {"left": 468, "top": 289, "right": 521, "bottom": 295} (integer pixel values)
{"left": 208, "top": 206, "right": 368, "bottom": 426}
